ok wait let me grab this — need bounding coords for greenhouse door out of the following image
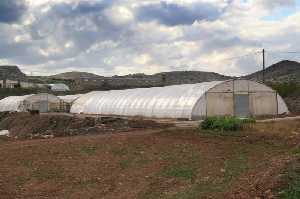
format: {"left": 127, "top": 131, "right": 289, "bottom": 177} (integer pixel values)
{"left": 234, "top": 94, "right": 250, "bottom": 117}
{"left": 38, "top": 101, "right": 49, "bottom": 113}
{"left": 31, "top": 101, "right": 48, "bottom": 113}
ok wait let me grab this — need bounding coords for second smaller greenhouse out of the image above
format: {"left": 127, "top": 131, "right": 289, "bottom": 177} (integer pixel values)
{"left": 0, "top": 93, "right": 64, "bottom": 113}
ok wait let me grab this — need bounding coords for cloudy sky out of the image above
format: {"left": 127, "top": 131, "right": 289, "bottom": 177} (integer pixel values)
{"left": 0, "top": 0, "right": 300, "bottom": 76}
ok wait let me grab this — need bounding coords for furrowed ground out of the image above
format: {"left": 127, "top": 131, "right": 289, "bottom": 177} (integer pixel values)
{"left": 0, "top": 115, "right": 300, "bottom": 198}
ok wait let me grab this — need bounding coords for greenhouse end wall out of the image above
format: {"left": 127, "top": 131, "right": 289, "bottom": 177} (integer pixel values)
{"left": 191, "top": 80, "right": 289, "bottom": 119}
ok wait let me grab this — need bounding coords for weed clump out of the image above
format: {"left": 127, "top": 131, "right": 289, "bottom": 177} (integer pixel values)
{"left": 200, "top": 116, "right": 255, "bottom": 132}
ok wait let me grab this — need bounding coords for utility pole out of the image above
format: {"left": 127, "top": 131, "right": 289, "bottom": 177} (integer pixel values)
{"left": 262, "top": 49, "right": 265, "bottom": 83}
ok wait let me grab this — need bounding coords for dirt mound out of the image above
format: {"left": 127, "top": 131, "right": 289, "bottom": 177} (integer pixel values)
{"left": 0, "top": 113, "right": 170, "bottom": 139}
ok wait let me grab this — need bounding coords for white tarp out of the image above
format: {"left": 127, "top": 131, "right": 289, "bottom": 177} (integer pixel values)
{"left": 71, "top": 82, "right": 223, "bottom": 119}
{"left": 0, "top": 130, "right": 9, "bottom": 136}
{"left": 0, "top": 95, "right": 33, "bottom": 112}
{"left": 71, "top": 80, "right": 289, "bottom": 119}
{"left": 0, "top": 93, "right": 62, "bottom": 112}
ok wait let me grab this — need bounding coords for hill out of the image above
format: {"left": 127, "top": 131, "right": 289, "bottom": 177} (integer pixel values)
{"left": 50, "top": 71, "right": 103, "bottom": 80}
{"left": 245, "top": 60, "right": 300, "bottom": 83}
{"left": 153, "top": 71, "right": 231, "bottom": 85}
{"left": 70, "top": 70, "right": 232, "bottom": 91}
{"left": 0, "top": 65, "right": 26, "bottom": 80}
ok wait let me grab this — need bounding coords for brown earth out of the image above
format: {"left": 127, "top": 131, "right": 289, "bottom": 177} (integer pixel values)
{"left": 0, "top": 112, "right": 171, "bottom": 139}
{"left": 0, "top": 117, "right": 300, "bottom": 198}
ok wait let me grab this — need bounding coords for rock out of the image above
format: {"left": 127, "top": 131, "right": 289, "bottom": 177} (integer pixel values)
{"left": 42, "top": 135, "right": 54, "bottom": 139}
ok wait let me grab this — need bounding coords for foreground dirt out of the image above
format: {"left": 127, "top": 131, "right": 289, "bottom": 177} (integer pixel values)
{"left": 0, "top": 119, "right": 300, "bottom": 199}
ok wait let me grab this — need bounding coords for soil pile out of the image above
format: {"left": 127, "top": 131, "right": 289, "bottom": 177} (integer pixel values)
{"left": 0, "top": 113, "right": 170, "bottom": 139}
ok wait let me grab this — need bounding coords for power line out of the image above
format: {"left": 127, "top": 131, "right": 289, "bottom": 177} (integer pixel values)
{"left": 266, "top": 51, "right": 300, "bottom": 54}
{"left": 220, "top": 51, "right": 261, "bottom": 62}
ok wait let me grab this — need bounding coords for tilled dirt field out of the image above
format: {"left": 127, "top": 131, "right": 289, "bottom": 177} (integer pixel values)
{"left": 0, "top": 118, "right": 300, "bottom": 199}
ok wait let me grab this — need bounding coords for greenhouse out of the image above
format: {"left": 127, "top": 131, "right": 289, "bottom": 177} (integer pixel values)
{"left": 70, "top": 80, "right": 289, "bottom": 120}
{"left": 58, "top": 94, "right": 83, "bottom": 104}
{"left": 58, "top": 94, "right": 83, "bottom": 112}
{"left": 0, "top": 93, "right": 63, "bottom": 113}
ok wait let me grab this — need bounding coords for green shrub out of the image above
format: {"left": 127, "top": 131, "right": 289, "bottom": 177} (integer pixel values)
{"left": 200, "top": 117, "right": 255, "bottom": 132}
{"left": 270, "top": 82, "right": 300, "bottom": 98}
{"left": 279, "top": 168, "right": 300, "bottom": 199}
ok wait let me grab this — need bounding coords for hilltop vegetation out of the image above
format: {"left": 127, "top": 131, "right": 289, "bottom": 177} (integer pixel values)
{"left": 0, "top": 65, "right": 26, "bottom": 80}
{"left": 245, "top": 60, "right": 300, "bottom": 83}
{"left": 50, "top": 71, "right": 103, "bottom": 80}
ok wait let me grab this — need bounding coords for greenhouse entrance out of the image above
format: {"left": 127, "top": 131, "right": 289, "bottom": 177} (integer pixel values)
{"left": 234, "top": 94, "right": 250, "bottom": 117}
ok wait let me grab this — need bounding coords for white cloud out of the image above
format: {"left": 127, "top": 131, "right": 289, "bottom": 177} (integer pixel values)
{"left": 104, "top": 6, "right": 134, "bottom": 25}
{"left": 0, "top": 0, "right": 300, "bottom": 76}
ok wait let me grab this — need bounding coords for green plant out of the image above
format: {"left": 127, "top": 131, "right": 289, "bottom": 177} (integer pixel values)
{"left": 161, "top": 165, "right": 195, "bottom": 181}
{"left": 279, "top": 171, "right": 300, "bottom": 199}
{"left": 80, "top": 145, "right": 97, "bottom": 155}
{"left": 270, "top": 82, "right": 300, "bottom": 98}
{"left": 200, "top": 117, "right": 255, "bottom": 132}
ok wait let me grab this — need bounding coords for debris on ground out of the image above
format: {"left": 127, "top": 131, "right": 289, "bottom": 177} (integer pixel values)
{"left": 0, "top": 130, "right": 9, "bottom": 136}
{"left": 0, "top": 112, "right": 172, "bottom": 139}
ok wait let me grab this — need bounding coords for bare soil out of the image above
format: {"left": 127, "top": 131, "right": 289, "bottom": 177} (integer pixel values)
{"left": 0, "top": 117, "right": 300, "bottom": 198}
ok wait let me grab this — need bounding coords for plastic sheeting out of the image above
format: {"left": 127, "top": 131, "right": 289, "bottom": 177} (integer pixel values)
{"left": 48, "top": 84, "right": 70, "bottom": 91}
{"left": 58, "top": 94, "right": 83, "bottom": 103}
{"left": 0, "top": 95, "right": 33, "bottom": 112}
{"left": 71, "top": 82, "right": 223, "bottom": 119}
{"left": 71, "top": 80, "right": 290, "bottom": 119}
{"left": 0, "top": 93, "right": 62, "bottom": 112}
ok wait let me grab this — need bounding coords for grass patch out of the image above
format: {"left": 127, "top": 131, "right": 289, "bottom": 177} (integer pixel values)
{"left": 111, "top": 147, "right": 128, "bottom": 156}
{"left": 80, "top": 145, "right": 97, "bottom": 155}
{"left": 170, "top": 183, "right": 223, "bottom": 199}
{"left": 291, "top": 148, "right": 300, "bottom": 155}
{"left": 119, "top": 159, "right": 131, "bottom": 169}
{"left": 161, "top": 165, "right": 195, "bottom": 181}
{"left": 32, "top": 166, "right": 64, "bottom": 181}
{"left": 14, "top": 175, "right": 31, "bottom": 187}
{"left": 278, "top": 164, "right": 300, "bottom": 199}
{"left": 200, "top": 116, "right": 255, "bottom": 132}
{"left": 223, "top": 151, "right": 249, "bottom": 183}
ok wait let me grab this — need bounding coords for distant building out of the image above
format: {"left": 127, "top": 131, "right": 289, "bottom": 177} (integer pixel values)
{"left": 0, "top": 79, "right": 20, "bottom": 88}
{"left": 0, "top": 79, "right": 47, "bottom": 89}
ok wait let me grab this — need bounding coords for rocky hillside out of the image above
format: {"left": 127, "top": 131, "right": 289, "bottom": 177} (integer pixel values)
{"left": 50, "top": 71, "right": 103, "bottom": 80}
{"left": 245, "top": 60, "right": 300, "bottom": 83}
{"left": 0, "top": 65, "right": 26, "bottom": 80}
{"left": 154, "top": 71, "right": 231, "bottom": 85}
{"left": 70, "top": 71, "right": 232, "bottom": 91}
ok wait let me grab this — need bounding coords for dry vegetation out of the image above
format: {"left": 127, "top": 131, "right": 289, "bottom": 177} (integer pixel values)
{"left": 0, "top": 114, "right": 300, "bottom": 198}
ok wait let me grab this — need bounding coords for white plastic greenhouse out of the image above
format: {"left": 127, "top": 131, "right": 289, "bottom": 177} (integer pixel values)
{"left": 0, "top": 93, "right": 63, "bottom": 113}
{"left": 70, "top": 80, "right": 289, "bottom": 120}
